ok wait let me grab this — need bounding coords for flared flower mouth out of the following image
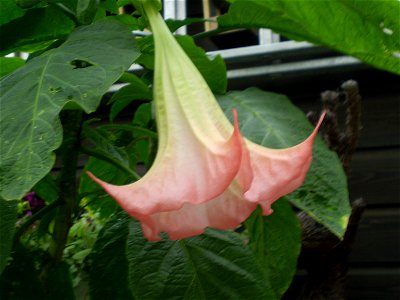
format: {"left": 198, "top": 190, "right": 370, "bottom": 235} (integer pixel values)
{"left": 88, "top": 1, "right": 325, "bottom": 241}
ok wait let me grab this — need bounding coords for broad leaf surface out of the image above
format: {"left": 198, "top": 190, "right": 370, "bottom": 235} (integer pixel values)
{"left": 0, "top": 6, "right": 75, "bottom": 55}
{"left": 127, "top": 221, "right": 273, "bottom": 300}
{"left": 166, "top": 18, "right": 206, "bottom": 33}
{"left": 55, "top": 0, "right": 99, "bottom": 25}
{"left": 0, "top": 20, "right": 138, "bottom": 200}
{"left": 89, "top": 211, "right": 134, "bottom": 299}
{"left": 245, "top": 200, "right": 301, "bottom": 299}
{"left": 176, "top": 35, "right": 227, "bottom": 94}
{"left": 0, "top": 57, "right": 25, "bottom": 78}
{"left": 218, "top": 0, "right": 400, "bottom": 75}
{"left": 32, "top": 174, "right": 59, "bottom": 203}
{"left": 0, "top": 0, "right": 25, "bottom": 26}
{"left": 267, "top": 200, "right": 301, "bottom": 298}
{"left": 0, "top": 198, "right": 17, "bottom": 274}
{"left": 218, "top": 87, "right": 350, "bottom": 237}
{"left": 109, "top": 80, "right": 152, "bottom": 121}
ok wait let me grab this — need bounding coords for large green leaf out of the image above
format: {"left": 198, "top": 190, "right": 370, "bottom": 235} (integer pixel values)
{"left": 127, "top": 220, "right": 273, "bottom": 300}
{"left": 0, "top": 198, "right": 17, "bottom": 274}
{"left": 176, "top": 35, "right": 227, "bottom": 95}
{"left": 0, "top": 5, "right": 75, "bottom": 55}
{"left": 0, "top": 0, "right": 25, "bottom": 26}
{"left": 245, "top": 200, "right": 301, "bottom": 299}
{"left": 0, "top": 57, "right": 25, "bottom": 78}
{"left": 218, "top": 87, "right": 350, "bottom": 238}
{"left": 109, "top": 78, "right": 152, "bottom": 121}
{"left": 0, "top": 20, "right": 139, "bottom": 200}
{"left": 218, "top": 0, "right": 400, "bottom": 75}
{"left": 55, "top": 0, "right": 99, "bottom": 25}
{"left": 89, "top": 211, "right": 134, "bottom": 300}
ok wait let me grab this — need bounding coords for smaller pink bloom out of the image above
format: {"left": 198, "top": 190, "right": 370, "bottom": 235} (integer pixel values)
{"left": 244, "top": 112, "right": 326, "bottom": 215}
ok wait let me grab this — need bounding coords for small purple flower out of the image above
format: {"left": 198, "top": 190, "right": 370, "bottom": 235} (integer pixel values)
{"left": 23, "top": 192, "right": 45, "bottom": 211}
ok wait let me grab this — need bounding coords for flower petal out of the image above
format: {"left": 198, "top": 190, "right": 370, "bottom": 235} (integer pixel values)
{"left": 244, "top": 112, "right": 326, "bottom": 215}
{"left": 86, "top": 110, "right": 244, "bottom": 217}
{"left": 140, "top": 182, "right": 257, "bottom": 241}
{"left": 138, "top": 140, "right": 255, "bottom": 241}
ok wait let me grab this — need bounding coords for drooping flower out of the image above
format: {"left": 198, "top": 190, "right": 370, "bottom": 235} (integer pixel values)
{"left": 88, "top": 1, "right": 324, "bottom": 241}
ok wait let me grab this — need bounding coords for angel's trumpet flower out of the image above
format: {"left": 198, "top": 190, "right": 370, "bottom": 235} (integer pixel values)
{"left": 88, "top": 1, "right": 324, "bottom": 241}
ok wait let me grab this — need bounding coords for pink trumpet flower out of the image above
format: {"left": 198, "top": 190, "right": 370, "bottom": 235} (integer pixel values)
{"left": 87, "top": 1, "right": 324, "bottom": 241}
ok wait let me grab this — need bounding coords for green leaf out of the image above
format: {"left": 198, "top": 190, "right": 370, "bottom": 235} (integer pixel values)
{"left": 80, "top": 157, "right": 131, "bottom": 219}
{"left": 176, "top": 35, "right": 227, "bottom": 94}
{"left": 98, "top": 0, "right": 119, "bottom": 14}
{"left": 83, "top": 124, "right": 131, "bottom": 169}
{"left": 263, "top": 200, "right": 301, "bottom": 298}
{"left": 135, "top": 34, "right": 227, "bottom": 94}
{"left": 107, "top": 14, "right": 141, "bottom": 30}
{"left": 0, "top": 20, "right": 139, "bottom": 200}
{"left": 32, "top": 174, "right": 59, "bottom": 203}
{"left": 0, "top": 198, "right": 17, "bottom": 274}
{"left": 15, "top": 0, "right": 43, "bottom": 9}
{"left": 127, "top": 220, "right": 273, "bottom": 299}
{"left": 165, "top": 18, "right": 206, "bottom": 33}
{"left": 218, "top": 0, "right": 400, "bottom": 75}
{"left": 245, "top": 200, "right": 301, "bottom": 299}
{"left": 109, "top": 78, "right": 152, "bottom": 122}
{"left": 218, "top": 87, "right": 350, "bottom": 238}
{"left": 89, "top": 211, "right": 134, "bottom": 300}
{"left": 0, "top": 57, "right": 25, "bottom": 78}
{"left": 0, "top": 0, "right": 25, "bottom": 26}
{"left": 132, "top": 103, "right": 152, "bottom": 127}
{"left": 0, "top": 244, "right": 47, "bottom": 300}
{"left": 54, "top": 0, "right": 98, "bottom": 24}
{"left": 76, "top": 0, "right": 99, "bottom": 25}
{"left": 0, "top": 6, "right": 75, "bottom": 55}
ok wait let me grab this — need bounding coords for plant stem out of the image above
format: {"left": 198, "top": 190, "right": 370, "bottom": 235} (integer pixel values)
{"left": 49, "top": 110, "right": 83, "bottom": 264}
{"left": 192, "top": 26, "right": 237, "bottom": 40}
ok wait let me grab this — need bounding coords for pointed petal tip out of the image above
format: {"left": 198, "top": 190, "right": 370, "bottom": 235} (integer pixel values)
{"left": 315, "top": 111, "right": 326, "bottom": 131}
{"left": 86, "top": 171, "right": 105, "bottom": 187}
{"left": 243, "top": 111, "right": 326, "bottom": 209}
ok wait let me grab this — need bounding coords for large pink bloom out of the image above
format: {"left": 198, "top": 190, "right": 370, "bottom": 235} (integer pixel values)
{"left": 88, "top": 2, "right": 324, "bottom": 241}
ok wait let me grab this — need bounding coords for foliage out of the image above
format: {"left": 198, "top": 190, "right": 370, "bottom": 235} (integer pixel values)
{"left": 218, "top": 0, "right": 400, "bottom": 75}
{"left": 0, "top": 20, "right": 138, "bottom": 200}
{"left": 0, "top": 0, "right": 395, "bottom": 298}
{"left": 0, "top": 199, "right": 18, "bottom": 274}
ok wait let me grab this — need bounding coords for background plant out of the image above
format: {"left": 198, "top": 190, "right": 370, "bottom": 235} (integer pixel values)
{"left": 0, "top": 0, "right": 398, "bottom": 299}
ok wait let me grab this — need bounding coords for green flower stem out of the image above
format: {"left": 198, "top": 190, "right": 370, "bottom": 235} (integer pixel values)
{"left": 80, "top": 146, "right": 141, "bottom": 180}
{"left": 49, "top": 110, "right": 83, "bottom": 264}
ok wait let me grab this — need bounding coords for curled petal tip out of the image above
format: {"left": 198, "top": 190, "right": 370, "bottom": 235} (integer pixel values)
{"left": 86, "top": 171, "right": 106, "bottom": 187}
